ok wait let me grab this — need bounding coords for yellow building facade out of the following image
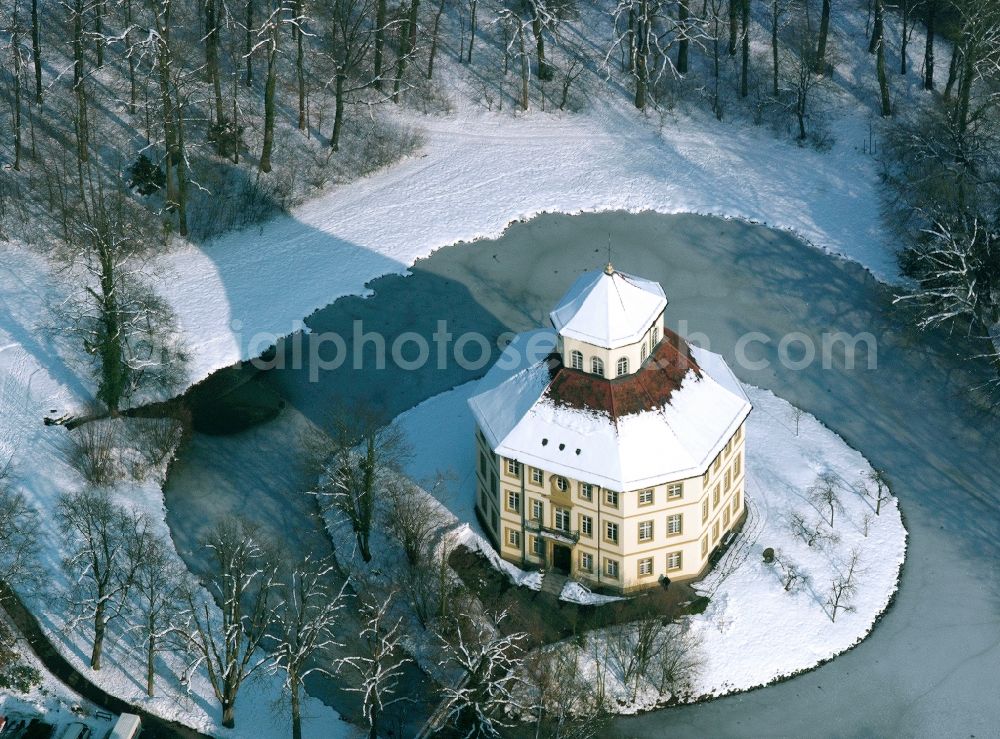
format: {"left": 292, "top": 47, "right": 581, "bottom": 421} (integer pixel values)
{"left": 469, "top": 265, "right": 752, "bottom": 593}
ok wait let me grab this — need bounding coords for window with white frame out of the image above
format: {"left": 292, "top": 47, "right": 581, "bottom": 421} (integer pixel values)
{"left": 591, "top": 357, "right": 605, "bottom": 376}
{"left": 505, "top": 458, "right": 520, "bottom": 476}
{"left": 531, "top": 499, "right": 544, "bottom": 521}
{"left": 570, "top": 350, "right": 584, "bottom": 370}
{"left": 605, "top": 489, "right": 619, "bottom": 508}
{"left": 702, "top": 498, "right": 709, "bottom": 523}
{"left": 506, "top": 528, "right": 520, "bottom": 548}
{"left": 667, "top": 482, "right": 683, "bottom": 500}
{"left": 506, "top": 490, "right": 520, "bottom": 513}
{"left": 531, "top": 536, "right": 544, "bottom": 555}
{"left": 638, "top": 488, "right": 654, "bottom": 505}
{"left": 638, "top": 557, "right": 654, "bottom": 576}
{"left": 712, "top": 521, "right": 720, "bottom": 542}
{"left": 641, "top": 344, "right": 648, "bottom": 361}
{"left": 652, "top": 325, "right": 660, "bottom": 347}
{"left": 638, "top": 520, "right": 654, "bottom": 542}
{"left": 605, "top": 521, "right": 619, "bottom": 544}
{"left": 725, "top": 468, "right": 732, "bottom": 491}
{"left": 580, "top": 552, "right": 593, "bottom": 572}
{"left": 666, "top": 551, "right": 682, "bottom": 570}
{"left": 531, "top": 468, "right": 543, "bottom": 485}
{"left": 616, "top": 357, "right": 629, "bottom": 376}
{"left": 555, "top": 507, "right": 571, "bottom": 532}
{"left": 733, "top": 489, "right": 741, "bottom": 513}
{"left": 605, "top": 558, "right": 619, "bottom": 579}
{"left": 701, "top": 535, "right": 708, "bottom": 555}
{"left": 723, "top": 507, "right": 731, "bottom": 526}
{"left": 713, "top": 484, "right": 721, "bottom": 507}
{"left": 555, "top": 476, "right": 569, "bottom": 492}
{"left": 580, "top": 483, "right": 593, "bottom": 501}
{"left": 713, "top": 454, "right": 721, "bottom": 472}
{"left": 667, "top": 513, "right": 682, "bottom": 535}
{"left": 580, "top": 514, "right": 593, "bottom": 537}
{"left": 733, "top": 453, "right": 742, "bottom": 478}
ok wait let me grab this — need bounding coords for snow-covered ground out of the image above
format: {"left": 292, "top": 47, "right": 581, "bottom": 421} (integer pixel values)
{"left": 0, "top": 245, "right": 356, "bottom": 737}
{"left": 391, "top": 331, "right": 906, "bottom": 709}
{"left": 0, "top": 0, "right": 942, "bottom": 729}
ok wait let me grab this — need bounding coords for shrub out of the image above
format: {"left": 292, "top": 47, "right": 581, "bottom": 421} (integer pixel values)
{"left": 128, "top": 154, "right": 165, "bottom": 196}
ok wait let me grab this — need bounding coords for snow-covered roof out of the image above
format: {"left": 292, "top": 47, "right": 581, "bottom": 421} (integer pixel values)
{"left": 549, "top": 267, "right": 668, "bottom": 349}
{"left": 468, "top": 330, "right": 751, "bottom": 491}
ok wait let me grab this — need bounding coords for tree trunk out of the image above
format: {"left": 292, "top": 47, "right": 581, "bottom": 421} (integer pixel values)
{"left": 954, "top": 48, "right": 975, "bottom": 134}
{"left": 728, "top": 0, "right": 738, "bottom": 56}
{"left": 290, "top": 670, "right": 302, "bottom": 739}
{"left": 923, "top": 0, "right": 936, "bottom": 90}
{"left": 94, "top": 0, "right": 105, "bottom": 67}
{"left": 12, "top": 14, "right": 22, "bottom": 171}
{"left": 771, "top": 0, "right": 779, "bottom": 95}
{"left": 174, "top": 83, "right": 189, "bottom": 236}
{"left": 374, "top": 0, "right": 387, "bottom": 87}
{"left": 815, "top": 0, "right": 831, "bottom": 74}
{"left": 330, "top": 72, "right": 345, "bottom": 151}
{"left": 467, "top": 0, "right": 478, "bottom": 63}
{"left": 899, "top": 0, "right": 908, "bottom": 74}
{"left": 31, "top": 0, "right": 42, "bottom": 104}
{"left": 427, "top": 0, "right": 446, "bottom": 79}
{"left": 635, "top": 1, "right": 648, "bottom": 108}
{"left": 740, "top": 0, "right": 749, "bottom": 98}
{"left": 205, "top": 0, "right": 225, "bottom": 127}
{"left": 677, "top": 0, "right": 690, "bottom": 74}
{"left": 146, "top": 632, "right": 156, "bottom": 697}
{"left": 72, "top": 0, "right": 89, "bottom": 163}
{"left": 392, "top": 0, "right": 421, "bottom": 102}
{"left": 531, "top": 6, "right": 551, "bottom": 80}
{"left": 517, "top": 26, "right": 530, "bottom": 110}
{"left": 222, "top": 699, "right": 236, "bottom": 729}
{"left": 943, "top": 41, "right": 958, "bottom": 100}
{"left": 295, "top": 0, "right": 306, "bottom": 130}
{"left": 868, "top": 0, "right": 882, "bottom": 54}
{"left": 125, "top": 0, "right": 136, "bottom": 114}
{"left": 260, "top": 25, "right": 278, "bottom": 172}
{"left": 92, "top": 603, "right": 106, "bottom": 670}
{"left": 245, "top": 0, "right": 254, "bottom": 86}
{"left": 874, "top": 0, "right": 891, "bottom": 116}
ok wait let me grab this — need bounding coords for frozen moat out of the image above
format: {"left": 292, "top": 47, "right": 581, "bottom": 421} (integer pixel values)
{"left": 164, "top": 212, "right": 1000, "bottom": 736}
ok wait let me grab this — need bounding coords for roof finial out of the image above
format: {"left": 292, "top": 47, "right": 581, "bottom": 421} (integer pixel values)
{"left": 605, "top": 234, "right": 614, "bottom": 275}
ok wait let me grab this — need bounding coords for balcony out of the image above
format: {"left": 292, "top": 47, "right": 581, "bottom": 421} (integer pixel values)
{"left": 527, "top": 521, "right": 580, "bottom": 545}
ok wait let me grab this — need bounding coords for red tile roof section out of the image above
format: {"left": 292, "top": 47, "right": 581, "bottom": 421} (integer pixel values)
{"left": 545, "top": 328, "right": 702, "bottom": 422}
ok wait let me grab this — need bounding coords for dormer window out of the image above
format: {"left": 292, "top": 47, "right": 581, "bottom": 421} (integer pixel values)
{"left": 591, "top": 357, "right": 605, "bottom": 376}
{"left": 616, "top": 357, "right": 629, "bottom": 377}
{"left": 570, "top": 350, "right": 583, "bottom": 370}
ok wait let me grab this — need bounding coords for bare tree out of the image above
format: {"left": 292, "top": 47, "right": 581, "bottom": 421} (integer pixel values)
{"left": 605, "top": 614, "right": 700, "bottom": 702}
{"left": 384, "top": 477, "right": 447, "bottom": 567}
{"left": 57, "top": 191, "right": 187, "bottom": 413}
{"left": 871, "top": 0, "right": 892, "bottom": 116}
{"left": 181, "top": 519, "right": 279, "bottom": 729}
{"left": 338, "top": 591, "right": 411, "bottom": 739}
{"left": 128, "top": 531, "right": 185, "bottom": 697}
{"left": 789, "top": 511, "right": 839, "bottom": 548}
{"left": 323, "top": 0, "right": 378, "bottom": 152}
{"left": 826, "top": 548, "right": 861, "bottom": 622}
{"left": 0, "top": 463, "right": 40, "bottom": 601}
{"left": 314, "top": 417, "right": 405, "bottom": 563}
{"left": 809, "top": 471, "right": 844, "bottom": 527}
{"left": 814, "top": 0, "right": 831, "bottom": 74}
{"left": 58, "top": 488, "right": 149, "bottom": 670}
{"left": 526, "top": 644, "right": 609, "bottom": 738}
{"left": 65, "top": 420, "right": 121, "bottom": 485}
{"left": 437, "top": 609, "right": 532, "bottom": 737}
{"left": 772, "top": 549, "right": 808, "bottom": 592}
{"left": 608, "top": 0, "right": 688, "bottom": 109}
{"left": 864, "top": 467, "right": 893, "bottom": 515}
{"left": 271, "top": 556, "right": 347, "bottom": 739}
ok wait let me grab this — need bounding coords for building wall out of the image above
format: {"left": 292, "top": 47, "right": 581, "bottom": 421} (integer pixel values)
{"left": 558, "top": 312, "right": 665, "bottom": 378}
{"left": 474, "top": 419, "right": 747, "bottom": 594}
